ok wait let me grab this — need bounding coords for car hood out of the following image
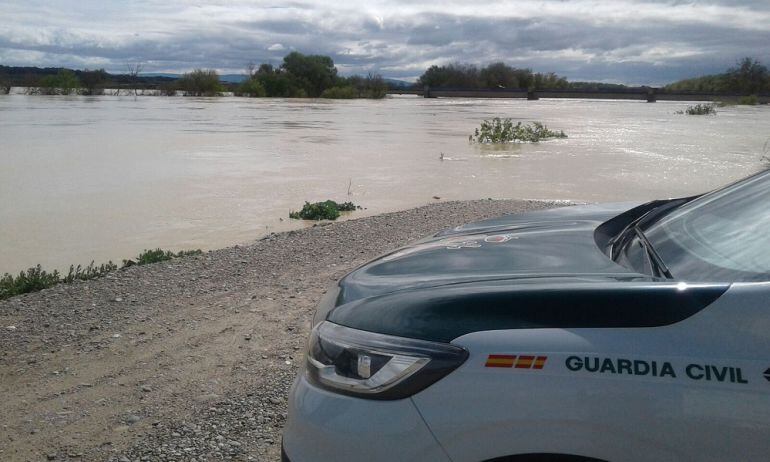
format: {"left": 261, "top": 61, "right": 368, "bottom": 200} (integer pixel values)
{"left": 337, "top": 202, "right": 647, "bottom": 304}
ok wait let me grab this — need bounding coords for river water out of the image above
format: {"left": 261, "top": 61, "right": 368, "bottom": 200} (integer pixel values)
{"left": 1, "top": 94, "right": 768, "bottom": 274}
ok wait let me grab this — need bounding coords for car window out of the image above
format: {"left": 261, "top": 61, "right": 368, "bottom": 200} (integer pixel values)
{"left": 644, "top": 170, "right": 770, "bottom": 281}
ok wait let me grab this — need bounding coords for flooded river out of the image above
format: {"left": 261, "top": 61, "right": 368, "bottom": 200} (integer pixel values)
{"left": 1, "top": 94, "right": 768, "bottom": 274}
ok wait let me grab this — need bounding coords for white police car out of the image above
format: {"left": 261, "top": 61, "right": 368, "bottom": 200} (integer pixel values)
{"left": 282, "top": 170, "right": 770, "bottom": 462}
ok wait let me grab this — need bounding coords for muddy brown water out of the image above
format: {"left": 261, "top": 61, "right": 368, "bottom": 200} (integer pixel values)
{"left": 1, "top": 94, "right": 768, "bottom": 274}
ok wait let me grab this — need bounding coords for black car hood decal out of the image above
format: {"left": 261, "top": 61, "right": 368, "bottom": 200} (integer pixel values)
{"left": 327, "top": 282, "right": 728, "bottom": 342}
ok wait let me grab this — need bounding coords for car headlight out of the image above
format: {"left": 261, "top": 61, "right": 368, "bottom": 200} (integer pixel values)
{"left": 306, "top": 321, "right": 468, "bottom": 400}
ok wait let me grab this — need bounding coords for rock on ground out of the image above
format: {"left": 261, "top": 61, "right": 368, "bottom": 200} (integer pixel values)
{"left": 0, "top": 199, "right": 556, "bottom": 461}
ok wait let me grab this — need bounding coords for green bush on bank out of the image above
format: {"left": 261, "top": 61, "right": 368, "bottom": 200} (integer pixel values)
{"left": 469, "top": 118, "right": 567, "bottom": 143}
{"left": 289, "top": 200, "right": 360, "bottom": 220}
{"left": 0, "top": 249, "right": 203, "bottom": 300}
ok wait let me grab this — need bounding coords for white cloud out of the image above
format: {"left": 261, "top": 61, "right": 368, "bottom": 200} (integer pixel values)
{"left": 0, "top": 0, "right": 768, "bottom": 84}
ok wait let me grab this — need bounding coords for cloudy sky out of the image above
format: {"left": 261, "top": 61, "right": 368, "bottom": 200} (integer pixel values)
{"left": 1, "top": 0, "right": 769, "bottom": 85}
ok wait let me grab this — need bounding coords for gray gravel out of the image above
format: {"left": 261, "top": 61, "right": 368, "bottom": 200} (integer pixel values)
{"left": 0, "top": 199, "right": 557, "bottom": 461}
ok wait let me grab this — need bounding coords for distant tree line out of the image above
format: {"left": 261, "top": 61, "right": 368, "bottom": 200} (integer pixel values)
{"left": 417, "top": 62, "right": 570, "bottom": 90}
{"left": 3, "top": 55, "right": 768, "bottom": 98}
{"left": 664, "top": 58, "right": 770, "bottom": 95}
{"left": 235, "top": 52, "right": 387, "bottom": 99}
{"left": 0, "top": 65, "right": 176, "bottom": 94}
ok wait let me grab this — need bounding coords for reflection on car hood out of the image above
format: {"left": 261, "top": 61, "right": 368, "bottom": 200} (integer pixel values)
{"left": 338, "top": 202, "right": 645, "bottom": 304}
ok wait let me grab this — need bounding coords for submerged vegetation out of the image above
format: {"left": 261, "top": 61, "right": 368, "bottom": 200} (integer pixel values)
{"left": 238, "top": 54, "right": 387, "bottom": 99}
{"left": 0, "top": 72, "right": 9, "bottom": 94}
{"left": 289, "top": 200, "right": 360, "bottom": 220}
{"left": 470, "top": 118, "right": 567, "bottom": 143}
{"left": 677, "top": 104, "right": 717, "bottom": 115}
{"left": 178, "top": 69, "right": 224, "bottom": 96}
{"left": 37, "top": 69, "right": 81, "bottom": 95}
{"left": 0, "top": 249, "right": 203, "bottom": 300}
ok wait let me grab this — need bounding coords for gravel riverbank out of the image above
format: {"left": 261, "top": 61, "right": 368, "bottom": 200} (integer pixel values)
{"left": 0, "top": 199, "right": 557, "bottom": 461}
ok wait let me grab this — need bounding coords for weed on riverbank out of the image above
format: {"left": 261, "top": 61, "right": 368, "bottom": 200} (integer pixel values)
{"left": 289, "top": 200, "right": 361, "bottom": 220}
{"left": 1, "top": 249, "right": 203, "bottom": 300}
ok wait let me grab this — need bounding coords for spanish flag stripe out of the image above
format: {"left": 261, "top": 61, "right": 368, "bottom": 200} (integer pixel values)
{"left": 485, "top": 355, "right": 516, "bottom": 367}
{"left": 515, "top": 355, "right": 535, "bottom": 368}
{"left": 533, "top": 356, "right": 548, "bottom": 369}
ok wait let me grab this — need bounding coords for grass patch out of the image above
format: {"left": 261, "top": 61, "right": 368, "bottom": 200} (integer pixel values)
{"left": 289, "top": 200, "right": 360, "bottom": 220}
{"left": 469, "top": 119, "right": 567, "bottom": 143}
{"left": 677, "top": 104, "right": 717, "bottom": 115}
{"left": 1, "top": 249, "right": 203, "bottom": 301}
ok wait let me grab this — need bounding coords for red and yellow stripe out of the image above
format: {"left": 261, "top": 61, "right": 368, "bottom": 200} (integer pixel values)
{"left": 485, "top": 354, "right": 517, "bottom": 368}
{"left": 485, "top": 354, "right": 548, "bottom": 369}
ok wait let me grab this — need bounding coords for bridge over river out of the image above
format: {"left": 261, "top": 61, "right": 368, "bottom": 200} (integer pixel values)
{"left": 389, "top": 87, "right": 770, "bottom": 103}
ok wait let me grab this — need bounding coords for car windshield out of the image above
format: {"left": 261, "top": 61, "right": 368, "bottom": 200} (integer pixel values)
{"left": 643, "top": 169, "right": 770, "bottom": 282}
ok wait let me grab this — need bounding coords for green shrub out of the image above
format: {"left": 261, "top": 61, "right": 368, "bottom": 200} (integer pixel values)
{"left": 678, "top": 104, "right": 717, "bottom": 115}
{"left": 178, "top": 69, "right": 223, "bottom": 96}
{"left": 39, "top": 70, "right": 81, "bottom": 95}
{"left": 1, "top": 265, "right": 61, "bottom": 300}
{"left": 738, "top": 95, "right": 758, "bottom": 105}
{"left": 237, "top": 78, "right": 266, "bottom": 97}
{"left": 289, "top": 200, "right": 361, "bottom": 220}
{"left": 320, "top": 86, "right": 358, "bottom": 99}
{"left": 61, "top": 261, "right": 118, "bottom": 283}
{"left": 0, "top": 249, "right": 203, "bottom": 300}
{"left": 125, "top": 248, "right": 203, "bottom": 266}
{"left": 469, "top": 118, "right": 567, "bottom": 143}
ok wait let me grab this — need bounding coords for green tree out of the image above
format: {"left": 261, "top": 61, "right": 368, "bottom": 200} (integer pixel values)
{"left": 727, "top": 57, "right": 769, "bottom": 95}
{"left": 39, "top": 69, "right": 81, "bottom": 95}
{"left": 237, "top": 78, "right": 266, "bottom": 97}
{"left": 480, "top": 62, "right": 520, "bottom": 88}
{"left": 178, "top": 69, "right": 223, "bottom": 96}
{"left": 281, "top": 51, "right": 338, "bottom": 97}
{"left": 664, "top": 57, "right": 769, "bottom": 94}
{"left": 79, "top": 68, "right": 107, "bottom": 95}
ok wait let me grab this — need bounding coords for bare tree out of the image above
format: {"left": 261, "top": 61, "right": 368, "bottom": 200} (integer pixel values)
{"left": 126, "top": 63, "right": 144, "bottom": 97}
{"left": 246, "top": 61, "right": 257, "bottom": 79}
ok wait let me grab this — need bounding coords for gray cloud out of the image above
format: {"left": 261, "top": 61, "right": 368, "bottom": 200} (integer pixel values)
{"left": 0, "top": 0, "right": 769, "bottom": 85}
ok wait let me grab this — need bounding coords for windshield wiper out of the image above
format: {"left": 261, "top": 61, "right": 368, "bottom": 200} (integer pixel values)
{"left": 609, "top": 207, "right": 659, "bottom": 261}
{"left": 633, "top": 226, "right": 674, "bottom": 279}
{"left": 608, "top": 198, "right": 692, "bottom": 262}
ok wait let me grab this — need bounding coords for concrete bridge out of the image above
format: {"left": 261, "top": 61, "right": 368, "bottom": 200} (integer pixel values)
{"left": 388, "top": 87, "right": 770, "bottom": 104}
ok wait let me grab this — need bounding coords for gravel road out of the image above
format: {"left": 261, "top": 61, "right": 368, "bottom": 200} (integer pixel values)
{"left": 0, "top": 199, "right": 556, "bottom": 461}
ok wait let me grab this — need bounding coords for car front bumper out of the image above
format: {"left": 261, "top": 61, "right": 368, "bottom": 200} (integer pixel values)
{"left": 282, "top": 374, "right": 450, "bottom": 462}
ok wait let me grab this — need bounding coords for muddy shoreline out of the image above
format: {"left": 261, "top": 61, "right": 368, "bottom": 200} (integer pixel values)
{"left": 0, "top": 199, "right": 556, "bottom": 461}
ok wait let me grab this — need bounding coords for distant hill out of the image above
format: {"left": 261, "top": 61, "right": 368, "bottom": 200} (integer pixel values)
{"left": 383, "top": 78, "right": 413, "bottom": 88}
